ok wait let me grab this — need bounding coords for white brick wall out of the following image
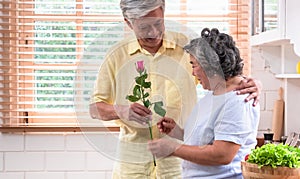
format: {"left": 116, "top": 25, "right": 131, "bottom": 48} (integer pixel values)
{"left": 251, "top": 47, "right": 284, "bottom": 132}
{"left": 0, "top": 152, "right": 3, "bottom": 171}
{"left": 0, "top": 134, "right": 24, "bottom": 151}
{"left": 0, "top": 172, "right": 24, "bottom": 179}
{"left": 25, "top": 134, "right": 65, "bottom": 151}
{"left": 0, "top": 132, "right": 117, "bottom": 179}
{"left": 26, "top": 172, "right": 65, "bottom": 179}
{"left": 6, "top": 152, "right": 44, "bottom": 171}
{"left": 46, "top": 152, "right": 86, "bottom": 171}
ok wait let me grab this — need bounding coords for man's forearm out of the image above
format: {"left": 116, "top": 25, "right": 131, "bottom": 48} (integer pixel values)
{"left": 89, "top": 102, "right": 119, "bottom": 121}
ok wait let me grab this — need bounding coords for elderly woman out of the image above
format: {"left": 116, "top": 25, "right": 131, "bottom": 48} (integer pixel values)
{"left": 148, "top": 28, "right": 260, "bottom": 178}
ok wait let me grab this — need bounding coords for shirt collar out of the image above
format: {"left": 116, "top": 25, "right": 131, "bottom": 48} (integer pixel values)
{"left": 128, "top": 31, "right": 177, "bottom": 55}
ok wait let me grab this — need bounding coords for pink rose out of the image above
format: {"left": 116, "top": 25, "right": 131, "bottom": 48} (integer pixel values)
{"left": 136, "top": 60, "right": 145, "bottom": 73}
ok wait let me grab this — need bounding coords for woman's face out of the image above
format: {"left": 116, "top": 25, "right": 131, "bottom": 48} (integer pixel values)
{"left": 190, "top": 55, "right": 210, "bottom": 90}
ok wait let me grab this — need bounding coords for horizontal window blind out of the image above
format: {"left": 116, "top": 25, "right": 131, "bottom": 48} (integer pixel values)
{"left": 0, "top": 0, "right": 250, "bottom": 126}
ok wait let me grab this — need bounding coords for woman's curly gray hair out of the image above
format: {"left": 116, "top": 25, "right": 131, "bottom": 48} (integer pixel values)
{"left": 184, "top": 28, "right": 244, "bottom": 80}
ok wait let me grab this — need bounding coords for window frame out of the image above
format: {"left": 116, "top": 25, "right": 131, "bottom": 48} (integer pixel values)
{"left": 0, "top": 0, "right": 251, "bottom": 132}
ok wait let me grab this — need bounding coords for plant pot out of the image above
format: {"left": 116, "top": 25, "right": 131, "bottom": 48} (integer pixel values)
{"left": 241, "top": 161, "right": 300, "bottom": 179}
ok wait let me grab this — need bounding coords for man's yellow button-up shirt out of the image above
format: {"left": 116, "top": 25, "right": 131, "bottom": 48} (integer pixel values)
{"left": 92, "top": 31, "right": 197, "bottom": 164}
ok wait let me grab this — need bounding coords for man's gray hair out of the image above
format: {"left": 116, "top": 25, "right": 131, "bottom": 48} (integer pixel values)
{"left": 120, "top": 0, "right": 165, "bottom": 20}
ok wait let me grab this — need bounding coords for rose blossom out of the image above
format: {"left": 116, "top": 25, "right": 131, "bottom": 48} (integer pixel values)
{"left": 136, "top": 60, "right": 145, "bottom": 73}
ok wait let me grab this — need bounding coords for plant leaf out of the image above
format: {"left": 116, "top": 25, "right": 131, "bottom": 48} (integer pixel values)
{"left": 154, "top": 101, "right": 166, "bottom": 117}
{"left": 143, "top": 82, "right": 151, "bottom": 88}
{"left": 135, "top": 74, "right": 147, "bottom": 85}
{"left": 143, "top": 92, "right": 149, "bottom": 98}
{"left": 154, "top": 101, "right": 163, "bottom": 107}
{"left": 141, "top": 73, "right": 148, "bottom": 79}
{"left": 247, "top": 143, "right": 300, "bottom": 168}
{"left": 133, "top": 85, "right": 141, "bottom": 98}
{"left": 143, "top": 99, "right": 151, "bottom": 108}
{"left": 126, "top": 95, "right": 140, "bottom": 102}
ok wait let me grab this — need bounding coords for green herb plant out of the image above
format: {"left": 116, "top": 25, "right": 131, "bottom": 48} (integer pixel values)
{"left": 126, "top": 60, "right": 166, "bottom": 166}
{"left": 247, "top": 143, "right": 300, "bottom": 168}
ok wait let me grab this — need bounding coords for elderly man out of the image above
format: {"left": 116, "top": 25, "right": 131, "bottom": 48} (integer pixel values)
{"left": 90, "top": 0, "right": 261, "bottom": 178}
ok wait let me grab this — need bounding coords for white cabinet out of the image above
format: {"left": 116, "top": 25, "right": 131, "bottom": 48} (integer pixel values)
{"left": 251, "top": 0, "right": 300, "bottom": 135}
{"left": 251, "top": 0, "right": 300, "bottom": 57}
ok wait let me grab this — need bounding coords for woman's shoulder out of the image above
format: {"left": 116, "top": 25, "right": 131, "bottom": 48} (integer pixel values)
{"left": 226, "top": 91, "right": 252, "bottom": 105}
{"left": 226, "top": 91, "right": 260, "bottom": 111}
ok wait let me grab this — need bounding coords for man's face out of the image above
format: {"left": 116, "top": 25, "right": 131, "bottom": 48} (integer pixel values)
{"left": 127, "top": 7, "right": 165, "bottom": 52}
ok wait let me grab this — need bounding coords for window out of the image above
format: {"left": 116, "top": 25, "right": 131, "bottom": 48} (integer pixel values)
{"left": 252, "top": 0, "right": 278, "bottom": 34}
{"left": 0, "top": 0, "right": 250, "bottom": 129}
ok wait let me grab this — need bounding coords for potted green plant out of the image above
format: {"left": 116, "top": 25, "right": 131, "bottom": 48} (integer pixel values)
{"left": 241, "top": 143, "right": 300, "bottom": 179}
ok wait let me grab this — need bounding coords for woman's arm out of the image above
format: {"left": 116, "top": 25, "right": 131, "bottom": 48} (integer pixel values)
{"left": 173, "top": 140, "right": 240, "bottom": 165}
{"left": 149, "top": 139, "right": 240, "bottom": 165}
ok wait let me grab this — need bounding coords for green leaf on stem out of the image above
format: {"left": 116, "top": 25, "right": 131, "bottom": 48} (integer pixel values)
{"left": 126, "top": 95, "right": 140, "bottom": 102}
{"left": 143, "top": 92, "right": 149, "bottom": 98}
{"left": 143, "top": 82, "right": 151, "bottom": 88}
{"left": 154, "top": 101, "right": 166, "bottom": 117}
{"left": 143, "top": 99, "right": 151, "bottom": 108}
{"left": 133, "top": 85, "right": 141, "bottom": 98}
{"left": 135, "top": 73, "right": 147, "bottom": 85}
